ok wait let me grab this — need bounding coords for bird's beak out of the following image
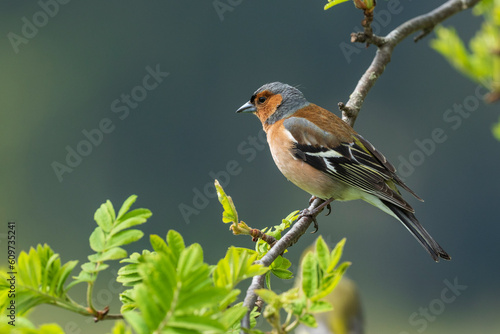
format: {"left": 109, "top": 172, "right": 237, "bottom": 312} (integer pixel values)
{"left": 236, "top": 101, "right": 256, "bottom": 114}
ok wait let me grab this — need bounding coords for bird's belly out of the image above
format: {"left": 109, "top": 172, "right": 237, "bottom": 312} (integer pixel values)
{"left": 270, "top": 144, "right": 358, "bottom": 201}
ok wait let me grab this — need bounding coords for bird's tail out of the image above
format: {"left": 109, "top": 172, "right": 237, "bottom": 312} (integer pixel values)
{"left": 383, "top": 201, "right": 451, "bottom": 262}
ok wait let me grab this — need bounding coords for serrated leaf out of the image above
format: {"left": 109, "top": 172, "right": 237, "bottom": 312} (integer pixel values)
{"left": 71, "top": 270, "right": 96, "bottom": 284}
{"left": 271, "top": 268, "right": 293, "bottom": 279}
{"left": 107, "top": 230, "right": 144, "bottom": 248}
{"left": 218, "top": 303, "right": 248, "bottom": 328}
{"left": 167, "top": 230, "right": 185, "bottom": 261}
{"left": 113, "top": 209, "right": 152, "bottom": 233}
{"left": 81, "top": 261, "right": 109, "bottom": 273}
{"left": 313, "top": 261, "right": 351, "bottom": 301}
{"left": 215, "top": 179, "right": 238, "bottom": 223}
{"left": 89, "top": 227, "right": 106, "bottom": 252}
{"left": 94, "top": 202, "right": 114, "bottom": 232}
{"left": 327, "top": 238, "right": 346, "bottom": 273}
{"left": 301, "top": 252, "right": 318, "bottom": 298}
{"left": 309, "top": 300, "right": 333, "bottom": 313}
{"left": 177, "top": 287, "right": 228, "bottom": 312}
{"left": 117, "top": 273, "right": 142, "bottom": 286}
{"left": 283, "top": 210, "right": 299, "bottom": 226}
{"left": 88, "top": 247, "right": 128, "bottom": 262}
{"left": 315, "top": 236, "right": 330, "bottom": 271}
{"left": 41, "top": 253, "right": 60, "bottom": 291}
{"left": 105, "top": 200, "right": 116, "bottom": 222}
{"left": 149, "top": 234, "right": 168, "bottom": 254}
{"left": 117, "top": 195, "right": 138, "bottom": 220}
{"left": 57, "top": 260, "right": 78, "bottom": 293}
{"left": 177, "top": 243, "right": 203, "bottom": 280}
{"left": 213, "top": 247, "right": 268, "bottom": 289}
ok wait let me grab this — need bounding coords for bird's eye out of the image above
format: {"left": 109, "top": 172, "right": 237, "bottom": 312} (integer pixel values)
{"left": 258, "top": 96, "right": 267, "bottom": 103}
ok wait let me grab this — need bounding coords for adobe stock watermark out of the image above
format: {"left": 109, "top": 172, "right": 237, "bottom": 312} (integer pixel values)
{"left": 178, "top": 129, "right": 267, "bottom": 224}
{"left": 340, "top": 0, "right": 407, "bottom": 64}
{"left": 7, "top": 0, "right": 72, "bottom": 54}
{"left": 399, "top": 277, "right": 467, "bottom": 334}
{"left": 51, "top": 64, "right": 169, "bottom": 182}
{"left": 396, "top": 85, "right": 488, "bottom": 180}
{"left": 213, "top": 0, "right": 244, "bottom": 21}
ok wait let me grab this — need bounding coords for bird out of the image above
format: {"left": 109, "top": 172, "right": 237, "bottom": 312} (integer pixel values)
{"left": 236, "top": 82, "right": 451, "bottom": 262}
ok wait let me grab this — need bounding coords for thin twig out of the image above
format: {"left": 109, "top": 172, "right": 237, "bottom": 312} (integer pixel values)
{"left": 340, "top": 0, "right": 481, "bottom": 127}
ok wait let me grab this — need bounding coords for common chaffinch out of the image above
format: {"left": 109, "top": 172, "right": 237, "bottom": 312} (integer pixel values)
{"left": 236, "top": 82, "right": 451, "bottom": 262}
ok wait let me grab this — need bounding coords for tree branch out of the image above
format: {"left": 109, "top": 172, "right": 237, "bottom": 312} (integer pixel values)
{"left": 240, "top": 197, "right": 325, "bottom": 330}
{"left": 240, "top": 0, "right": 480, "bottom": 330}
{"left": 340, "top": 0, "right": 481, "bottom": 127}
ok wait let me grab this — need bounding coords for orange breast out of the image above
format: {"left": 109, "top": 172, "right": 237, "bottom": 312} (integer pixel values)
{"left": 266, "top": 120, "right": 348, "bottom": 200}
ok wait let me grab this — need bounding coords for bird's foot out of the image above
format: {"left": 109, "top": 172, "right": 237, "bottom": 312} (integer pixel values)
{"left": 298, "top": 198, "right": 334, "bottom": 233}
{"left": 298, "top": 208, "right": 319, "bottom": 233}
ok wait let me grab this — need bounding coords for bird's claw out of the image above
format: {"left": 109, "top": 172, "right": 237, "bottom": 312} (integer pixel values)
{"left": 298, "top": 208, "right": 319, "bottom": 233}
{"left": 299, "top": 198, "right": 334, "bottom": 233}
{"left": 325, "top": 203, "right": 332, "bottom": 216}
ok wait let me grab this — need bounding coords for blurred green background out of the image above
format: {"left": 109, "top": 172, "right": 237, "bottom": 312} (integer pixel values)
{"left": 1, "top": 0, "right": 499, "bottom": 333}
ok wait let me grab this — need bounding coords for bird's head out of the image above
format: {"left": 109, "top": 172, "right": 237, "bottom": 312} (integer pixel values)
{"left": 236, "top": 82, "right": 309, "bottom": 128}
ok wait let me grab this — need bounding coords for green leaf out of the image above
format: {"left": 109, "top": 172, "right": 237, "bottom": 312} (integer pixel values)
{"left": 117, "top": 195, "right": 138, "bottom": 220}
{"left": 313, "top": 261, "right": 351, "bottom": 301}
{"left": 109, "top": 320, "right": 133, "bottom": 334}
{"left": 71, "top": 270, "right": 96, "bottom": 284}
{"left": 218, "top": 303, "right": 248, "bottom": 328}
{"left": 309, "top": 300, "right": 333, "bottom": 313}
{"left": 492, "top": 117, "right": 500, "bottom": 141}
{"left": 271, "top": 268, "right": 293, "bottom": 279}
{"left": 324, "top": 0, "right": 350, "bottom": 10}
{"left": 213, "top": 247, "right": 268, "bottom": 289}
{"left": 315, "top": 236, "right": 330, "bottom": 271}
{"left": 265, "top": 271, "right": 271, "bottom": 290}
{"left": 88, "top": 247, "right": 127, "bottom": 262}
{"left": 215, "top": 179, "right": 238, "bottom": 223}
{"left": 107, "top": 229, "right": 144, "bottom": 248}
{"left": 80, "top": 261, "right": 109, "bottom": 273}
{"left": 89, "top": 227, "right": 106, "bottom": 252}
{"left": 123, "top": 311, "right": 150, "bottom": 334}
{"left": 150, "top": 234, "right": 168, "bottom": 253}
{"left": 113, "top": 209, "right": 152, "bottom": 233}
{"left": 327, "top": 238, "right": 346, "bottom": 273}
{"left": 254, "top": 289, "right": 278, "bottom": 304}
{"left": 301, "top": 252, "right": 318, "bottom": 298}
{"left": 94, "top": 202, "right": 114, "bottom": 233}
{"left": 167, "top": 230, "right": 185, "bottom": 261}
{"left": 177, "top": 243, "right": 204, "bottom": 280}
{"left": 299, "top": 313, "right": 318, "bottom": 327}
{"left": 57, "top": 260, "right": 78, "bottom": 293}
{"left": 168, "top": 315, "right": 226, "bottom": 332}
{"left": 176, "top": 287, "right": 229, "bottom": 312}
{"left": 219, "top": 289, "right": 240, "bottom": 310}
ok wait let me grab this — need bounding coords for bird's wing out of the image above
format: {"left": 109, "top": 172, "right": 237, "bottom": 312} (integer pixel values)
{"left": 284, "top": 117, "right": 416, "bottom": 212}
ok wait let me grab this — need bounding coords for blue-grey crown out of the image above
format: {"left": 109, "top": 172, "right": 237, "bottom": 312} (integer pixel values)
{"left": 254, "top": 82, "right": 310, "bottom": 124}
